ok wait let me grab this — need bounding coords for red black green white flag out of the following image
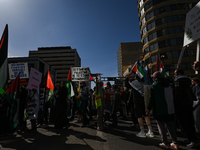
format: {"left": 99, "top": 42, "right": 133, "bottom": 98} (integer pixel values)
{"left": 4, "top": 73, "right": 20, "bottom": 129}
{"left": 155, "top": 55, "right": 165, "bottom": 76}
{"left": 0, "top": 24, "right": 8, "bottom": 91}
{"left": 131, "top": 60, "right": 146, "bottom": 79}
{"left": 66, "top": 68, "right": 74, "bottom": 99}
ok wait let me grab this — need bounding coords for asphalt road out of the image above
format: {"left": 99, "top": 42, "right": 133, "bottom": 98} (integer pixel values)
{"left": 0, "top": 115, "right": 200, "bottom": 150}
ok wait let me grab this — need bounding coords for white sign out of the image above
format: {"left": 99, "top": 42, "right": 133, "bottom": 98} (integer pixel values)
{"left": 8, "top": 63, "right": 29, "bottom": 80}
{"left": 27, "top": 68, "right": 42, "bottom": 90}
{"left": 183, "top": 2, "right": 200, "bottom": 47}
{"left": 71, "top": 67, "right": 90, "bottom": 81}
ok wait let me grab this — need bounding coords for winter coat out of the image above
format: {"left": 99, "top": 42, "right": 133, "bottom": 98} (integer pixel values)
{"left": 148, "top": 78, "right": 175, "bottom": 121}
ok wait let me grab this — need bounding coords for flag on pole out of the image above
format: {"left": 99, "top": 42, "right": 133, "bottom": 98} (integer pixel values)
{"left": 89, "top": 73, "right": 94, "bottom": 81}
{"left": 4, "top": 73, "right": 20, "bottom": 129}
{"left": 131, "top": 60, "right": 146, "bottom": 79}
{"left": 0, "top": 24, "right": 8, "bottom": 90}
{"left": 66, "top": 68, "right": 75, "bottom": 99}
{"left": 46, "top": 69, "right": 54, "bottom": 101}
{"left": 155, "top": 55, "right": 165, "bottom": 76}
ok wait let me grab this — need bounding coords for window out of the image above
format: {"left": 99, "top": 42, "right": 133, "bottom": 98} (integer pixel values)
{"left": 148, "top": 32, "right": 157, "bottom": 41}
{"left": 171, "top": 39, "right": 177, "bottom": 45}
{"left": 144, "top": 47, "right": 149, "bottom": 55}
{"left": 172, "top": 51, "right": 181, "bottom": 58}
{"left": 142, "top": 17, "right": 146, "bottom": 25}
{"left": 166, "top": 51, "right": 172, "bottom": 59}
{"left": 175, "top": 26, "right": 181, "bottom": 33}
{"left": 147, "top": 21, "right": 155, "bottom": 31}
{"left": 169, "top": 27, "right": 175, "bottom": 34}
{"left": 146, "top": 11, "right": 154, "bottom": 21}
{"left": 143, "top": 37, "right": 148, "bottom": 44}
{"left": 139, "top": 0, "right": 144, "bottom": 8}
{"left": 140, "top": 8, "right": 145, "bottom": 16}
{"left": 149, "top": 43, "right": 158, "bottom": 51}
{"left": 177, "top": 38, "right": 183, "bottom": 45}
{"left": 143, "top": 27, "right": 147, "bottom": 35}
{"left": 144, "top": 1, "right": 153, "bottom": 11}
{"left": 151, "top": 55, "right": 157, "bottom": 63}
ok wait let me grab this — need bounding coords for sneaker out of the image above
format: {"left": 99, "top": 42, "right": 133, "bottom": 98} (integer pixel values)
{"left": 146, "top": 131, "right": 154, "bottom": 138}
{"left": 186, "top": 140, "right": 200, "bottom": 148}
{"left": 170, "top": 143, "right": 179, "bottom": 150}
{"left": 136, "top": 131, "right": 146, "bottom": 138}
{"left": 159, "top": 143, "right": 170, "bottom": 149}
{"left": 186, "top": 142, "right": 195, "bottom": 148}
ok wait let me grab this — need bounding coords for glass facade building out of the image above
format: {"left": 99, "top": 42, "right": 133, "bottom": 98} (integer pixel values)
{"left": 137, "top": 0, "right": 199, "bottom": 77}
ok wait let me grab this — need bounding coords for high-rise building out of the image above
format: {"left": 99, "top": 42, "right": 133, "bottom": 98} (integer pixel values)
{"left": 137, "top": 0, "right": 199, "bottom": 77}
{"left": 29, "top": 46, "right": 81, "bottom": 86}
{"left": 117, "top": 42, "right": 143, "bottom": 77}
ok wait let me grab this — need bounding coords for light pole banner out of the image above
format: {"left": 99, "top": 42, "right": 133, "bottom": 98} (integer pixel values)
{"left": 183, "top": 1, "right": 200, "bottom": 47}
{"left": 71, "top": 67, "right": 90, "bottom": 81}
{"left": 8, "top": 63, "right": 29, "bottom": 80}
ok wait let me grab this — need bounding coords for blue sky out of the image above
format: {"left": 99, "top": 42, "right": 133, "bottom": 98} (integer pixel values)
{"left": 0, "top": 0, "right": 141, "bottom": 78}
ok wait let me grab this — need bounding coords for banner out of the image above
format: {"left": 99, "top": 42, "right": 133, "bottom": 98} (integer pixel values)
{"left": 8, "top": 63, "right": 29, "bottom": 80}
{"left": 71, "top": 67, "right": 90, "bottom": 81}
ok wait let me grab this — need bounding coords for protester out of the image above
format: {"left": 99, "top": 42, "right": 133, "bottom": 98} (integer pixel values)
{"left": 112, "top": 85, "right": 121, "bottom": 127}
{"left": 49, "top": 89, "right": 56, "bottom": 123}
{"left": 126, "top": 73, "right": 154, "bottom": 138}
{"left": 88, "top": 89, "right": 94, "bottom": 120}
{"left": 54, "top": 82, "right": 70, "bottom": 129}
{"left": 125, "top": 73, "right": 138, "bottom": 128}
{"left": 191, "top": 77, "right": 200, "bottom": 134}
{"left": 18, "top": 85, "right": 28, "bottom": 130}
{"left": 0, "top": 95, "right": 10, "bottom": 134}
{"left": 146, "top": 71, "right": 178, "bottom": 149}
{"left": 27, "top": 89, "right": 39, "bottom": 132}
{"left": 79, "top": 81, "right": 90, "bottom": 127}
{"left": 95, "top": 78, "right": 106, "bottom": 131}
{"left": 173, "top": 69, "right": 199, "bottom": 148}
{"left": 120, "top": 87, "right": 127, "bottom": 119}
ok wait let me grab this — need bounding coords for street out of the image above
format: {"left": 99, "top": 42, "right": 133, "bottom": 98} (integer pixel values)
{"left": 0, "top": 115, "right": 200, "bottom": 150}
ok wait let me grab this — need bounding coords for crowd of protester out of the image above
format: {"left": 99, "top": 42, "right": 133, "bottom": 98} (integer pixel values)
{"left": 1, "top": 67, "right": 200, "bottom": 149}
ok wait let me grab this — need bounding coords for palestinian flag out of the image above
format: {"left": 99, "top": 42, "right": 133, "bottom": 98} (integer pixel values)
{"left": 0, "top": 24, "right": 8, "bottom": 90}
{"left": 66, "top": 68, "right": 74, "bottom": 99}
{"left": 155, "top": 55, "right": 165, "bottom": 76}
{"left": 131, "top": 60, "right": 146, "bottom": 79}
{"left": 46, "top": 69, "right": 54, "bottom": 101}
{"left": 89, "top": 73, "right": 94, "bottom": 81}
{"left": 4, "top": 74, "right": 20, "bottom": 129}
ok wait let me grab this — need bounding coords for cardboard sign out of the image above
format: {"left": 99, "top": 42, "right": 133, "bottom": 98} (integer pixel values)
{"left": 27, "top": 68, "right": 42, "bottom": 90}
{"left": 183, "top": 1, "right": 200, "bottom": 47}
{"left": 71, "top": 67, "right": 90, "bottom": 81}
{"left": 8, "top": 63, "right": 29, "bottom": 80}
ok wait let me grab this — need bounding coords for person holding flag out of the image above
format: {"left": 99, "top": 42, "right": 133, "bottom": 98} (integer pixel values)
{"left": 54, "top": 81, "right": 70, "bottom": 129}
{"left": 126, "top": 72, "right": 154, "bottom": 138}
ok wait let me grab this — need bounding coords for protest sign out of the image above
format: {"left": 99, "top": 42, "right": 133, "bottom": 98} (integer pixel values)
{"left": 71, "top": 67, "right": 90, "bottom": 81}
{"left": 8, "top": 63, "right": 29, "bottom": 80}
{"left": 27, "top": 67, "right": 42, "bottom": 90}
